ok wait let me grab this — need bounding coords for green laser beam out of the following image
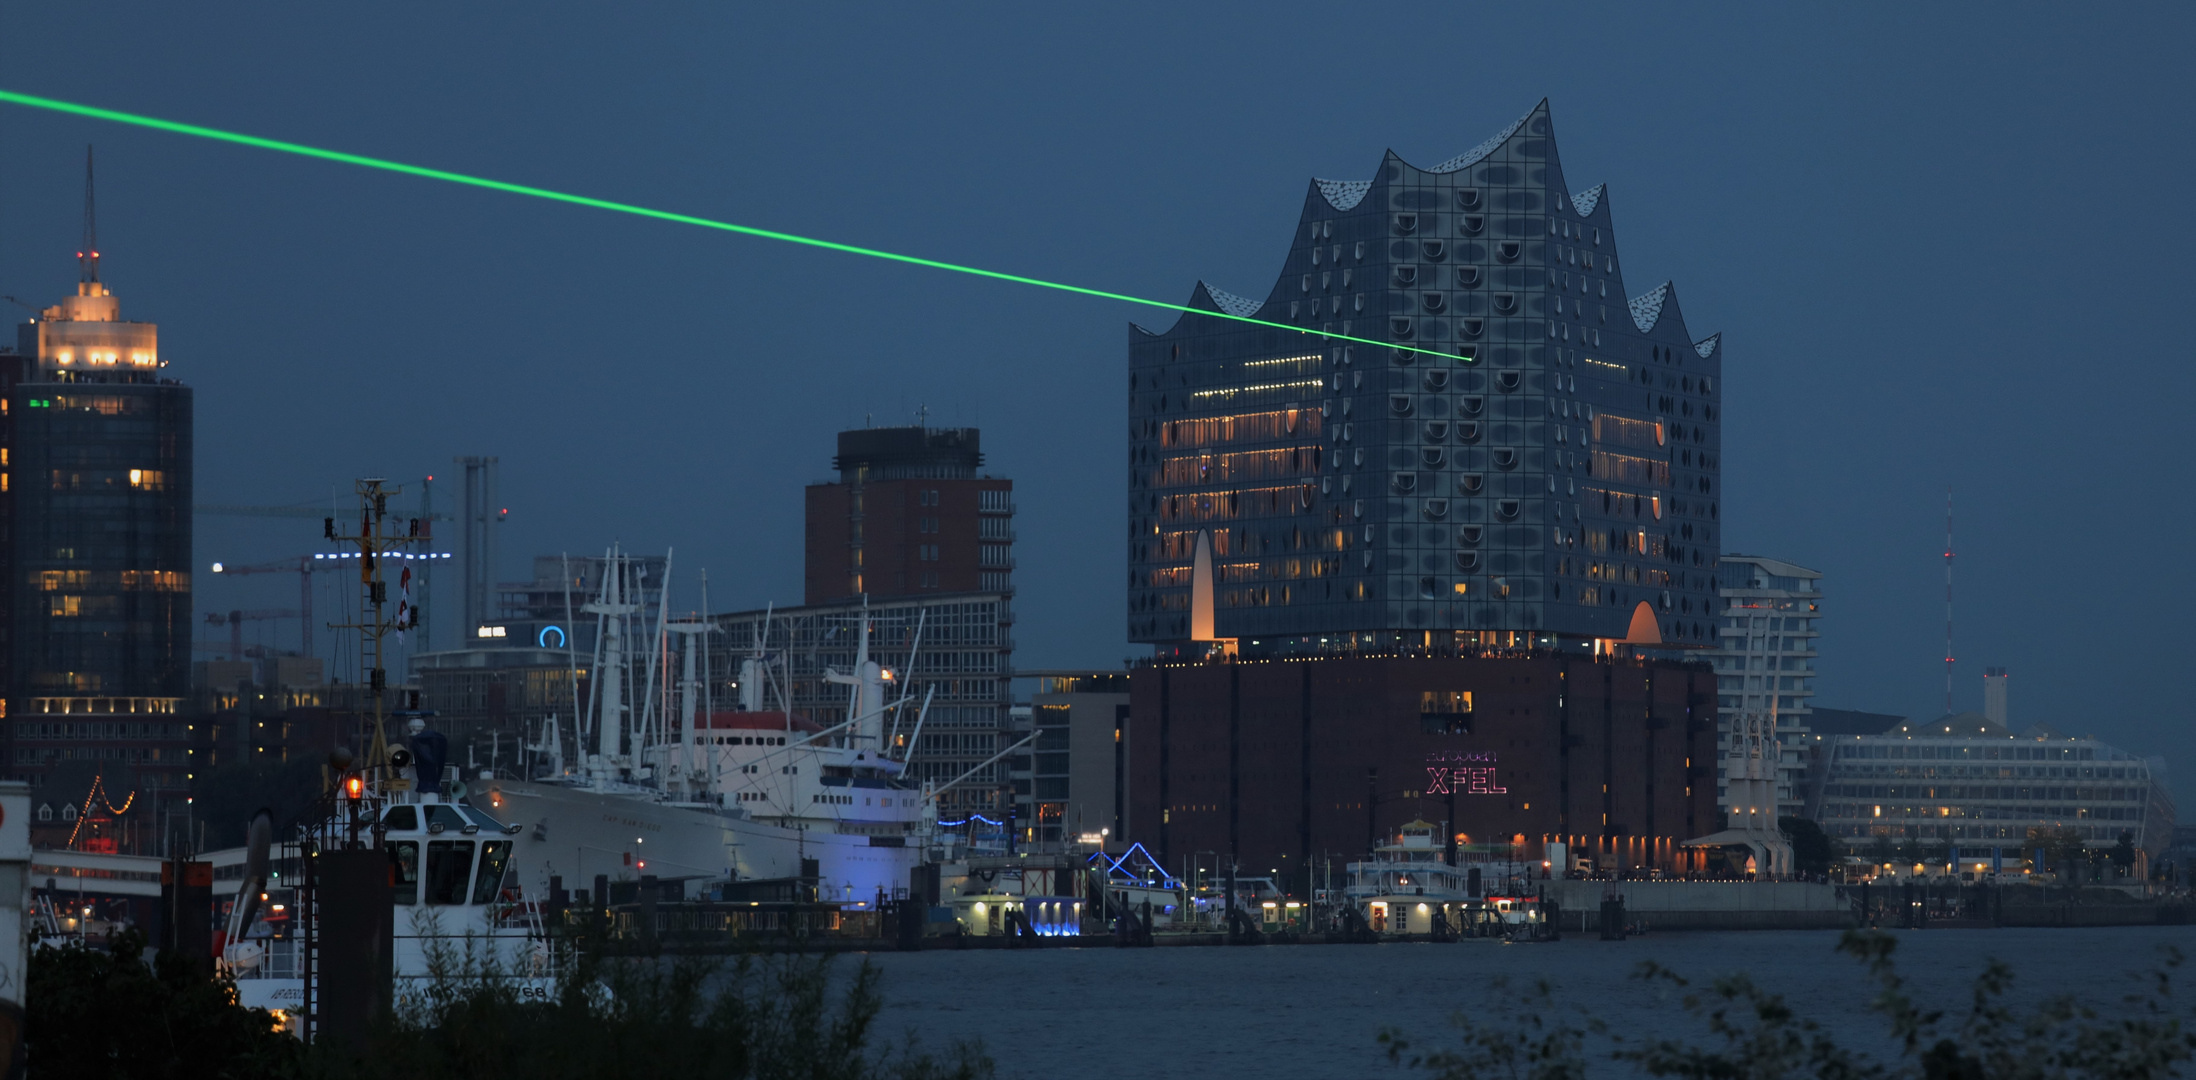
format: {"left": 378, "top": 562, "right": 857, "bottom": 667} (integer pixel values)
{"left": 0, "top": 86, "right": 1461, "bottom": 360}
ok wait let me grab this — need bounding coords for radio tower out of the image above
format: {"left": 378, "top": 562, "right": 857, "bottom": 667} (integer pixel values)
{"left": 1943, "top": 489, "right": 1955, "bottom": 715}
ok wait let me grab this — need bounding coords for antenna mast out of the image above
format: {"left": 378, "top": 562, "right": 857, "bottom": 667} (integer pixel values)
{"left": 1944, "top": 489, "right": 1955, "bottom": 715}
{"left": 79, "top": 145, "right": 99, "bottom": 284}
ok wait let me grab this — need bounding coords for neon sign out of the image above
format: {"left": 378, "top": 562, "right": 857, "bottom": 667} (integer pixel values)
{"left": 538, "top": 625, "right": 566, "bottom": 648}
{"left": 1426, "top": 751, "right": 1506, "bottom": 795}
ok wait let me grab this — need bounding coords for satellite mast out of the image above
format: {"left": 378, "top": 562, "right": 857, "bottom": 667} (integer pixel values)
{"left": 79, "top": 145, "right": 99, "bottom": 284}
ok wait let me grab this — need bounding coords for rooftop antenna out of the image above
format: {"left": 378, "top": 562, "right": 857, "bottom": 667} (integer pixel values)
{"left": 78, "top": 144, "right": 100, "bottom": 284}
{"left": 1944, "top": 488, "right": 1955, "bottom": 716}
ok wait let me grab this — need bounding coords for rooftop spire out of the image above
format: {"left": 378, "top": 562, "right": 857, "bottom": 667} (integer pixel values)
{"left": 78, "top": 145, "right": 99, "bottom": 284}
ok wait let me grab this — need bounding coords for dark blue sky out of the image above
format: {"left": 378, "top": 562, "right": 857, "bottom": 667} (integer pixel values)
{"left": 3, "top": 6, "right": 2191, "bottom": 783}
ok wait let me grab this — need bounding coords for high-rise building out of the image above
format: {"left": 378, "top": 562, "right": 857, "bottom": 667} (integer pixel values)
{"left": 1983, "top": 667, "right": 2009, "bottom": 726}
{"left": 804, "top": 426, "right": 1014, "bottom": 604}
{"left": 1710, "top": 556, "right": 1819, "bottom": 817}
{"left": 2, "top": 154, "right": 193, "bottom": 816}
{"left": 1127, "top": 100, "right": 1723, "bottom": 656}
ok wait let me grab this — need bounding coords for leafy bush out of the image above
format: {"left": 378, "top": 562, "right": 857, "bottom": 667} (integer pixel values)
{"left": 27, "top": 929, "right": 301, "bottom": 1079}
{"left": 1382, "top": 930, "right": 2196, "bottom": 1080}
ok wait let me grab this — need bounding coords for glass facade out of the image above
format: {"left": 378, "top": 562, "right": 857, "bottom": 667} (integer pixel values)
{"left": 1127, "top": 101, "right": 1723, "bottom": 651}
{"left": 4, "top": 279, "right": 192, "bottom": 793}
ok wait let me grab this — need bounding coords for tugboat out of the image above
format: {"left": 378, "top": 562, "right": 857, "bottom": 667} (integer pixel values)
{"left": 1343, "top": 820, "right": 1549, "bottom": 938}
{"left": 224, "top": 480, "right": 552, "bottom": 1034}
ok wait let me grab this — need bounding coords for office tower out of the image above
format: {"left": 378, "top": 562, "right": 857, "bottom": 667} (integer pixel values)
{"left": 804, "top": 425, "right": 1014, "bottom": 603}
{"left": 1710, "top": 556, "right": 1820, "bottom": 817}
{"left": 1128, "top": 100, "right": 1723, "bottom": 656}
{"left": 3, "top": 153, "right": 193, "bottom": 818}
{"left": 1983, "top": 667, "right": 2009, "bottom": 726}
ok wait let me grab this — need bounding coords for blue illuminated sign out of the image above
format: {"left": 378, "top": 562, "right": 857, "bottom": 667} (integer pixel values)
{"left": 538, "top": 625, "right": 566, "bottom": 648}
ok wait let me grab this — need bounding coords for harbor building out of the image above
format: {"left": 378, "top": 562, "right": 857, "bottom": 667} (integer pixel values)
{"left": 1014, "top": 671, "right": 1131, "bottom": 847}
{"left": 805, "top": 425, "right": 1015, "bottom": 604}
{"left": 1814, "top": 715, "right": 2176, "bottom": 873}
{"left": 711, "top": 591, "right": 1014, "bottom": 821}
{"left": 1, "top": 165, "right": 193, "bottom": 827}
{"left": 1121, "top": 103, "right": 1729, "bottom": 881}
{"left": 1709, "top": 556, "right": 1819, "bottom": 818}
{"left": 1127, "top": 653, "right": 1717, "bottom": 885}
{"left": 1127, "top": 100, "right": 1723, "bottom": 656}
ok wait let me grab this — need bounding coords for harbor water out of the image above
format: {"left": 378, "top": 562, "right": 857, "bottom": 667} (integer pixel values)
{"left": 863, "top": 927, "right": 2196, "bottom": 1079}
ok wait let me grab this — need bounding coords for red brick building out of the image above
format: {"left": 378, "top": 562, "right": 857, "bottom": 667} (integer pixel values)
{"left": 804, "top": 426, "right": 1013, "bottom": 604}
{"left": 1127, "top": 651, "right": 1716, "bottom": 889}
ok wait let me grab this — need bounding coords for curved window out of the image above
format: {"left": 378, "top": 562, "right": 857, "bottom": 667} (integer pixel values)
{"left": 1455, "top": 266, "right": 1481, "bottom": 288}
{"left": 1455, "top": 346, "right": 1478, "bottom": 364}
{"left": 1458, "top": 525, "right": 1484, "bottom": 545}
{"left": 1422, "top": 498, "right": 1449, "bottom": 520}
{"left": 1354, "top": 294, "right": 1365, "bottom": 313}
{"left": 1391, "top": 318, "right": 1415, "bottom": 339}
{"left": 1419, "top": 576, "right": 1439, "bottom": 599}
{"left": 1496, "top": 499, "right": 1520, "bottom": 519}
{"left": 1423, "top": 370, "right": 1449, "bottom": 391}
{"left": 1421, "top": 240, "right": 1446, "bottom": 262}
{"left": 1422, "top": 293, "right": 1446, "bottom": 314}
{"left": 1395, "top": 265, "right": 1419, "bottom": 287}
{"left": 1355, "top": 241, "right": 1365, "bottom": 260}
{"left": 1301, "top": 274, "right": 1311, "bottom": 293}
{"left": 1496, "top": 371, "right": 1522, "bottom": 391}
{"left": 1497, "top": 241, "right": 1521, "bottom": 261}
{"left": 1422, "top": 420, "right": 1448, "bottom": 440}
{"left": 1458, "top": 474, "right": 1484, "bottom": 495}
{"left": 1455, "top": 551, "right": 1480, "bottom": 571}
{"left": 1493, "top": 293, "right": 1517, "bottom": 313}
{"left": 1492, "top": 449, "right": 1519, "bottom": 470}
{"left": 1354, "top": 499, "right": 1364, "bottom": 520}
{"left": 1393, "top": 214, "right": 1418, "bottom": 235}
{"left": 1392, "top": 473, "right": 1417, "bottom": 494}
{"left": 1421, "top": 448, "right": 1445, "bottom": 468}
{"left": 1458, "top": 396, "right": 1484, "bottom": 416}
{"left": 1459, "top": 318, "right": 1484, "bottom": 338}
{"left": 1456, "top": 189, "right": 1482, "bottom": 209}
{"left": 1390, "top": 395, "right": 1415, "bottom": 416}
{"left": 1456, "top": 421, "right": 1482, "bottom": 442}
{"left": 1461, "top": 214, "right": 1485, "bottom": 235}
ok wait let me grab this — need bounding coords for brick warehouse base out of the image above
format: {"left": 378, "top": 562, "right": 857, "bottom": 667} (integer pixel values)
{"left": 1126, "top": 652, "right": 1718, "bottom": 890}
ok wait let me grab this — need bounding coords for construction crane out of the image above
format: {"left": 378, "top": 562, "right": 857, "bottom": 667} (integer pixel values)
{"left": 203, "top": 609, "right": 300, "bottom": 661}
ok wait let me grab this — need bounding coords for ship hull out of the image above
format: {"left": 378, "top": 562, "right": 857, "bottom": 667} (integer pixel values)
{"left": 475, "top": 779, "right": 921, "bottom": 902}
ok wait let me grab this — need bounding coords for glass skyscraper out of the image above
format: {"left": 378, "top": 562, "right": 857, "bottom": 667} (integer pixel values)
{"left": 1128, "top": 101, "right": 1724, "bottom": 655}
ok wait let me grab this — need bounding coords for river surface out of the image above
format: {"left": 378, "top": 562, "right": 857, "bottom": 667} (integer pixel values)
{"left": 860, "top": 927, "right": 2196, "bottom": 1079}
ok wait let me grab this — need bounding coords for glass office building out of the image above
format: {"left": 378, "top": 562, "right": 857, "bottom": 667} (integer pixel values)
{"left": 1128, "top": 101, "right": 1725, "bottom": 654}
{"left": 1710, "top": 556, "right": 1820, "bottom": 816}
{"left": 4, "top": 265, "right": 192, "bottom": 795}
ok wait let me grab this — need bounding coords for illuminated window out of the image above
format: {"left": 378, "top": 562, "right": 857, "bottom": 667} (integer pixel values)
{"left": 49, "top": 596, "right": 82, "bottom": 617}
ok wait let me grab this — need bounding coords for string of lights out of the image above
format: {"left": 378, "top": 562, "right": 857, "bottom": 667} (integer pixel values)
{"left": 0, "top": 87, "right": 1461, "bottom": 359}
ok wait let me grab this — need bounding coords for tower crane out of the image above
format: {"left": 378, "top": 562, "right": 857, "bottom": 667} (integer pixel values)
{"left": 202, "top": 609, "right": 301, "bottom": 662}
